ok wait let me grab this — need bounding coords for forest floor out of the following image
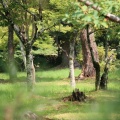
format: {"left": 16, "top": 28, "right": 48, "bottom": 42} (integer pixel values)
{"left": 0, "top": 68, "right": 120, "bottom": 120}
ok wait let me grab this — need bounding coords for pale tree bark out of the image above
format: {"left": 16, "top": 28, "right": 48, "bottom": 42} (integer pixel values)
{"left": 69, "top": 37, "right": 76, "bottom": 89}
{"left": 26, "top": 50, "right": 35, "bottom": 91}
{"left": 19, "top": 41, "right": 26, "bottom": 69}
{"left": 19, "top": 36, "right": 36, "bottom": 87}
{"left": 78, "top": 0, "right": 120, "bottom": 23}
{"left": 8, "top": 24, "right": 17, "bottom": 81}
{"left": 79, "top": 29, "right": 99, "bottom": 79}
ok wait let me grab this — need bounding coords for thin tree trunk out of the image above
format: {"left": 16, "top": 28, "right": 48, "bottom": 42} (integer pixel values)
{"left": 26, "top": 49, "right": 35, "bottom": 91}
{"left": 61, "top": 40, "right": 69, "bottom": 67}
{"left": 19, "top": 41, "right": 26, "bottom": 69}
{"left": 104, "top": 38, "right": 108, "bottom": 60}
{"left": 69, "top": 36, "right": 76, "bottom": 89}
{"left": 8, "top": 24, "right": 17, "bottom": 80}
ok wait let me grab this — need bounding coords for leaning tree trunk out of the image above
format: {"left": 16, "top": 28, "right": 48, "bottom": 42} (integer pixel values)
{"left": 8, "top": 24, "right": 17, "bottom": 81}
{"left": 79, "top": 29, "right": 99, "bottom": 79}
{"left": 69, "top": 38, "right": 76, "bottom": 89}
{"left": 86, "top": 25, "right": 100, "bottom": 91}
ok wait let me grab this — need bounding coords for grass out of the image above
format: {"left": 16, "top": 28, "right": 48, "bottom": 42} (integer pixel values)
{"left": 0, "top": 68, "right": 120, "bottom": 120}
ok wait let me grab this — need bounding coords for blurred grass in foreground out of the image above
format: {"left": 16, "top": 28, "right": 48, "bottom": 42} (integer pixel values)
{"left": 0, "top": 68, "right": 120, "bottom": 120}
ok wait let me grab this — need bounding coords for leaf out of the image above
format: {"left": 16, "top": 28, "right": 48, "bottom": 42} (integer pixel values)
{"left": 101, "top": 22, "right": 108, "bottom": 28}
{"left": 94, "top": 19, "right": 99, "bottom": 27}
{"left": 65, "top": 13, "right": 69, "bottom": 18}
{"left": 62, "top": 18, "right": 67, "bottom": 21}
{"left": 82, "top": 16, "right": 92, "bottom": 22}
{"left": 81, "top": 6, "right": 88, "bottom": 12}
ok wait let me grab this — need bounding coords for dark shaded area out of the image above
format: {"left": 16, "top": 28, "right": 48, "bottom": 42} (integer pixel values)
{"left": 0, "top": 77, "right": 26, "bottom": 83}
{"left": 33, "top": 55, "right": 61, "bottom": 70}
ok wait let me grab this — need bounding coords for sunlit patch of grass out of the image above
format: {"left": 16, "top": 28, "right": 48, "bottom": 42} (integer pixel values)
{"left": 0, "top": 73, "right": 9, "bottom": 79}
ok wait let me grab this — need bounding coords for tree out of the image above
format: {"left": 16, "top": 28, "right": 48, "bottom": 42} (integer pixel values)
{"left": 77, "top": 0, "right": 120, "bottom": 90}
{"left": 8, "top": 24, "right": 17, "bottom": 80}
{"left": 61, "top": 0, "right": 120, "bottom": 90}
{"left": 0, "top": 0, "right": 54, "bottom": 91}
{"left": 79, "top": 28, "right": 99, "bottom": 79}
{"left": 69, "top": 30, "right": 78, "bottom": 88}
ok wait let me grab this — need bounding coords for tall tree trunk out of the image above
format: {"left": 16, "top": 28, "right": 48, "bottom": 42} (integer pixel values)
{"left": 69, "top": 38, "right": 76, "bottom": 89}
{"left": 8, "top": 24, "right": 17, "bottom": 80}
{"left": 86, "top": 25, "right": 100, "bottom": 91}
{"left": 79, "top": 29, "right": 99, "bottom": 79}
{"left": 26, "top": 48, "right": 35, "bottom": 91}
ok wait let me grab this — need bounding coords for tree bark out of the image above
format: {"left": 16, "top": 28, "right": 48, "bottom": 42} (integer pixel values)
{"left": 61, "top": 40, "right": 69, "bottom": 67}
{"left": 8, "top": 24, "right": 17, "bottom": 80}
{"left": 86, "top": 25, "right": 100, "bottom": 90}
{"left": 69, "top": 38, "right": 76, "bottom": 89}
{"left": 26, "top": 47, "right": 35, "bottom": 91}
{"left": 19, "top": 41, "right": 26, "bottom": 69}
{"left": 79, "top": 29, "right": 99, "bottom": 79}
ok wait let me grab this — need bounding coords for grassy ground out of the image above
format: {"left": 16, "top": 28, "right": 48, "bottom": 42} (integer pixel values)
{"left": 0, "top": 68, "right": 120, "bottom": 120}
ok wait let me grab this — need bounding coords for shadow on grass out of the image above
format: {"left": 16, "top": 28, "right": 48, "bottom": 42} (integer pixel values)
{"left": 36, "top": 76, "right": 63, "bottom": 82}
{"left": 0, "top": 76, "right": 27, "bottom": 84}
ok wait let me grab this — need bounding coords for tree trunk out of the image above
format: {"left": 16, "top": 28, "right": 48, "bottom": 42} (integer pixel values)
{"left": 79, "top": 29, "right": 99, "bottom": 79}
{"left": 19, "top": 41, "right": 26, "bottom": 69}
{"left": 86, "top": 25, "right": 100, "bottom": 91}
{"left": 61, "top": 40, "right": 69, "bottom": 67}
{"left": 26, "top": 49, "right": 35, "bottom": 91}
{"left": 69, "top": 37, "right": 76, "bottom": 89}
{"left": 8, "top": 24, "right": 17, "bottom": 80}
{"left": 104, "top": 38, "right": 108, "bottom": 60}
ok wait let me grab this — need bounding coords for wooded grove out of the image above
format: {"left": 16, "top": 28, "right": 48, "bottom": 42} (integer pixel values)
{"left": 0, "top": 0, "right": 120, "bottom": 119}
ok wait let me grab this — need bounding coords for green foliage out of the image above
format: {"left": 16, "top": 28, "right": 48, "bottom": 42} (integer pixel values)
{"left": 97, "top": 46, "right": 105, "bottom": 62}
{"left": 97, "top": 46, "right": 117, "bottom": 72}
{"left": 33, "top": 32, "right": 57, "bottom": 56}
{"left": 0, "top": 27, "right": 8, "bottom": 50}
{"left": 76, "top": 50, "right": 83, "bottom": 64}
{"left": 61, "top": 1, "right": 111, "bottom": 29}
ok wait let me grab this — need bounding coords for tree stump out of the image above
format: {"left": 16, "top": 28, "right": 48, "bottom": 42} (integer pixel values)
{"left": 100, "top": 73, "right": 107, "bottom": 89}
{"left": 100, "top": 67, "right": 108, "bottom": 89}
{"left": 63, "top": 89, "right": 86, "bottom": 102}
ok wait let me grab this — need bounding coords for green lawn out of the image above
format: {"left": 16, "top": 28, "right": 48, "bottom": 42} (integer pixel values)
{"left": 0, "top": 68, "right": 120, "bottom": 120}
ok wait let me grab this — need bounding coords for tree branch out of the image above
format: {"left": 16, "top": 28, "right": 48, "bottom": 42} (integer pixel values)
{"left": 31, "top": 23, "right": 56, "bottom": 45}
{"left": 78, "top": 0, "right": 120, "bottom": 23}
{"left": 89, "top": 25, "right": 117, "bottom": 35}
